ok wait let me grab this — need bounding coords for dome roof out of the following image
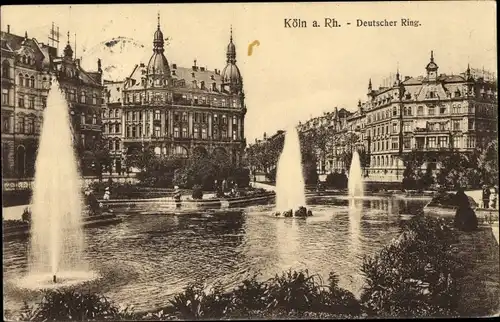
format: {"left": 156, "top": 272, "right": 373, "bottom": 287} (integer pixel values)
{"left": 221, "top": 63, "right": 241, "bottom": 84}
{"left": 227, "top": 41, "right": 236, "bottom": 59}
{"left": 154, "top": 28, "right": 164, "bottom": 48}
{"left": 147, "top": 52, "right": 171, "bottom": 76}
{"left": 426, "top": 50, "right": 438, "bottom": 71}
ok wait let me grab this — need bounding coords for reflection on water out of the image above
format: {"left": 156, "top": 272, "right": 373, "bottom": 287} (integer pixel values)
{"left": 3, "top": 197, "right": 430, "bottom": 312}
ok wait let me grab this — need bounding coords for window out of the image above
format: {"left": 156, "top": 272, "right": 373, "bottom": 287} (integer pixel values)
{"left": 1, "top": 60, "right": 10, "bottom": 78}
{"left": 468, "top": 119, "right": 474, "bottom": 130}
{"left": 2, "top": 89, "right": 9, "bottom": 105}
{"left": 154, "top": 110, "right": 160, "bottom": 120}
{"left": 221, "top": 99, "right": 226, "bottom": 107}
{"left": 2, "top": 115, "right": 10, "bottom": 133}
{"left": 438, "top": 136, "right": 448, "bottom": 148}
{"left": 233, "top": 116, "right": 237, "bottom": 125}
{"left": 109, "top": 140, "right": 113, "bottom": 150}
{"left": 174, "top": 112, "right": 180, "bottom": 122}
{"left": 174, "top": 146, "right": 188, "bottom": 157}
{"left": 81, "top": 91, "right": 86, "bottom": 103}
{"left": 455, "top": 90, "right": 461, "bottom": 98}
{"left": 132, "top": 112, "right": 137, "bottom": 121}
{"left": 182, "top": 112, "right": 188, "bottom": 122}
{"left": 28, "top": 96, "right": 35, "bottom": 109}
{"left": 403, "top": 122, "right": 411, "bottom": 132}
{"left": 92, "top": 115, "right": 97, "bottom": 125}
{"left": 453, "top": 120, "right": 461, "bottom": 130}
{"left": 92, "top": 94, "right": 97, "bottom": 105}
{"left": 417, "top": 106, "right": 424, "bottom": 116}
{"left": 18, "top": 94, "right": 25, "bottom": 108}
{"left": 131, "top": 126, "right": 137, "bottom": 138}
{"left": 154, "top": 126, "right": 160, "bottom": 137}
{"left": 403, "top": 137, "right": 411, "bottom": 149}
{"left": 174, "top": 127, "right": 180, "bottom": 138}
{"left": 194, "top": 126, "right": 199, "bottom": 138}
{"left": 466, "top": 136, "right": 475, "bottom": 148}
{"left": 392, "top": 106, "right": 397, "bottom": 116}
{"left": 428, "top": 137, "right": 437, "bottom": 148}
{"left": 213, "top": 128, "right": 219, "bottom": 139}
{"left": 182, "top": 126, "right": 187, "bottom": 138}
{"left": 18, "top": 116, "right": 25, "bottom": 133}
{"left": 392, "top": 137, "right": 399, "bottom": 150}
{"left": 404, "top": 106, "right": 412, "bottom": 116}
{"left": 115, "top": 141, "right": 120, "bottom": 151}
{"left": 202, "top": 128, "right": 207, "bottom": 139}
{"left": 452, "top": 104, "right": 460, "bottom": 114}
{"left": 440, "top": 106, "right": 447, "bottom": 114}
{"left": 18, "top": 74, "right": 24, "bottom": 87}
{"left": 115, "top": 124, "right": 120, "bottom": 133}
{"left": 222, "top": 115, "right": 227, "bottom": 124}
{"left": 30, "top": 76, "right": 35, "bottom": 88}
{"left": 222, "top": 129, "right": 227, "bottom": 138}
{"left": 439, "top": 123, "right": 446, "bottom": 131}
{"left": 428, "top": 106, "right": 435, "bottom": 116}
{"left": 453, "top": 136, "right": 461, "bottom": 148}
{"left": 232, "top": 130, "right": 237, "bottom": 140}
{"left": 213, "top": 114, "right": 218, "bottom": 124}
{"left": 81, "top": 113, "right": 86, "bottom": 125}
{"left": 381, "top": 126, "right": 385, "bottom": 135}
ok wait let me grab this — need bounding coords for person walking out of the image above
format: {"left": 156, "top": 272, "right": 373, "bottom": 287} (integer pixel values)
{"left": 482, "top": 185, "right": 491, "bottom": 209}
{"left": 453, "top": 187, "right": 478, "bottom": 232}
{"left": 489, "top": 186, "right": 497, "bottom": 209}
{"left": 174, "top": 186, "right": 182, "bottom": 208}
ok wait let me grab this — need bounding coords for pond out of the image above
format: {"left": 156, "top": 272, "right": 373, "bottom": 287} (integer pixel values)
{"left": 3, "top": 196, "right": 430, "bottom": 313}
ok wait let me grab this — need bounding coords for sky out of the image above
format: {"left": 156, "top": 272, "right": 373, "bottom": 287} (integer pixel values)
{"left": 1, "top": 2, "right": 497, "bottom": 142}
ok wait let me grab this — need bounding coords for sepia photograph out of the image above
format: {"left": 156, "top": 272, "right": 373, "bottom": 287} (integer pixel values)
{"left": 1, "top": 1, "right": 498, "bottom": 320}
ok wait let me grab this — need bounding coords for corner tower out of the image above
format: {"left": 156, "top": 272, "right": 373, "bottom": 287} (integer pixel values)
{"left": 147, "top": 13, "right": 171, "bottom": 88}
{"left": 221, "top": 26, "right": 242, "bottom": 94}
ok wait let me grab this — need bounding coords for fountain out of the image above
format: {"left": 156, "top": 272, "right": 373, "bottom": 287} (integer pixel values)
{"left": 348, "top": 150, "right": 364, "bottom": 199}
{"left": 274, "top": 125, "right": 311, "bottom": 217}
{"left": 20, "top": 77, "right": 96, "bottom": 288}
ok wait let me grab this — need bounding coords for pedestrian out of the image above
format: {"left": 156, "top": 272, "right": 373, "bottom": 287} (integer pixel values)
{"left": 174, "top": 186, "right": 182, "bottom": 208}
{"left": 103, "top": 187, "right": 110, "bottom": 201}
{"left": 453, "top": 186, "right": 478, "bottom": 232}
{"left": 489, "top": 186, "right": 497, "bottom": 209}
{"left": 482, "top": 185, "right": 491, "bottom": 209}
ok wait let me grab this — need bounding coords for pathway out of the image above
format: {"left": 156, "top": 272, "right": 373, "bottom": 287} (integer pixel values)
{"left": 455, "top": 227, "right": 500, "bottom": 317}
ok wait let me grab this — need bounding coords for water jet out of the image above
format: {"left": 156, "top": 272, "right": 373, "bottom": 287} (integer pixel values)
{"left": 274, "top": 125, "right": 310, "bottom": 217}
{"left": 348, "top": 150, "right": 364, "bottom": 199}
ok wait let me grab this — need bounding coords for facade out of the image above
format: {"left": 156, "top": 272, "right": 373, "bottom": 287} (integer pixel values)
{"left": 297, "top": 107, "right": 354, "bottom": 175}
{"left": 103, "top": 80, "right": 125, "bottom": 174}
{"left": 1, "top": 26, "right": 105, "bottom": 178}
{"left": 107, "top": 17, "right": 246, "bottom": 170}
{"left": 362, "top": 51, "right": 498, "bottom": 182}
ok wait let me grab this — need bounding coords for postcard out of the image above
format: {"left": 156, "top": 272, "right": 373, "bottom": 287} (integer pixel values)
{"left": 1, "top": 2, "right": 498, "bottom": 320}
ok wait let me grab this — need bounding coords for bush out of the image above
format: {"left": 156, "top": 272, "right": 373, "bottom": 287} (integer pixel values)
{"left": 192, "top": 185, "right": 203, "bottom": 200}
{"left": 325, "top": 172, "right": 348, "bottom": 189}
{"left": 360, "top": 216, "right": 463, "bottom": 318}
{"left": 22, "top": 289, "right": 121, "bottom": 321}
{"left": 169, "top": 282, "right": 232, "bottom": 320}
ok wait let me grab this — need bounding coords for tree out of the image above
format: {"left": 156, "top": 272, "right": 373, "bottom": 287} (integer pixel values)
{"left": 477, "top": 139, "right": 498, "bottom": 186}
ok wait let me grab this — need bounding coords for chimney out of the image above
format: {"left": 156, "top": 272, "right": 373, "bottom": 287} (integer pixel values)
{"left": 172, "top": 63, "right": 177, "bottom": 69}
{"left": 7, "top": 25, "right": 10, "bottom": 34}
{"left": 210, "top": 75, "right": 215, "bottom": 80}
{"left": 191, "top": 72, "right": 195, "bottom": 78}
{"left": 172, "top": 70, "right": 176, "bottom": 76}
{"left": 200, "top": 67, "right": 205, "bottom": 72}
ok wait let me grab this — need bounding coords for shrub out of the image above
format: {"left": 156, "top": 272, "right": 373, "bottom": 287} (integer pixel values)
{"left": 360, "top": 216, "right": 463, "bottom": 318}
{"left": 169, "top": 282, "right": 232, "bottom": 320}
{"left": 265, "top": 269, "right": 324, "bottom": 313}
{"left": 192, "top": 185, "right": 203, "bottom": 200}
{"left": 229, "top": 273, "right": 269, "bottom": 314}
{"left": 25, "top": 289, "right": 120, "bottom": 321}
{"left": 325, "top": 172, "right": 348, "bottom": 189}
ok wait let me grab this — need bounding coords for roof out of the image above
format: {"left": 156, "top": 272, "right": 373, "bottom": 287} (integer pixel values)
{"left": 125, "top": 63, "right": 231, "bottom": 95}
{"left": 104, "top": 80, "right": 124, "bottom": 103}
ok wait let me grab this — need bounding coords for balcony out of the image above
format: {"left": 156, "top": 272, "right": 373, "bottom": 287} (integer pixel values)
{"left": 80, "top": 124, "right": 102, "bottom": 131}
